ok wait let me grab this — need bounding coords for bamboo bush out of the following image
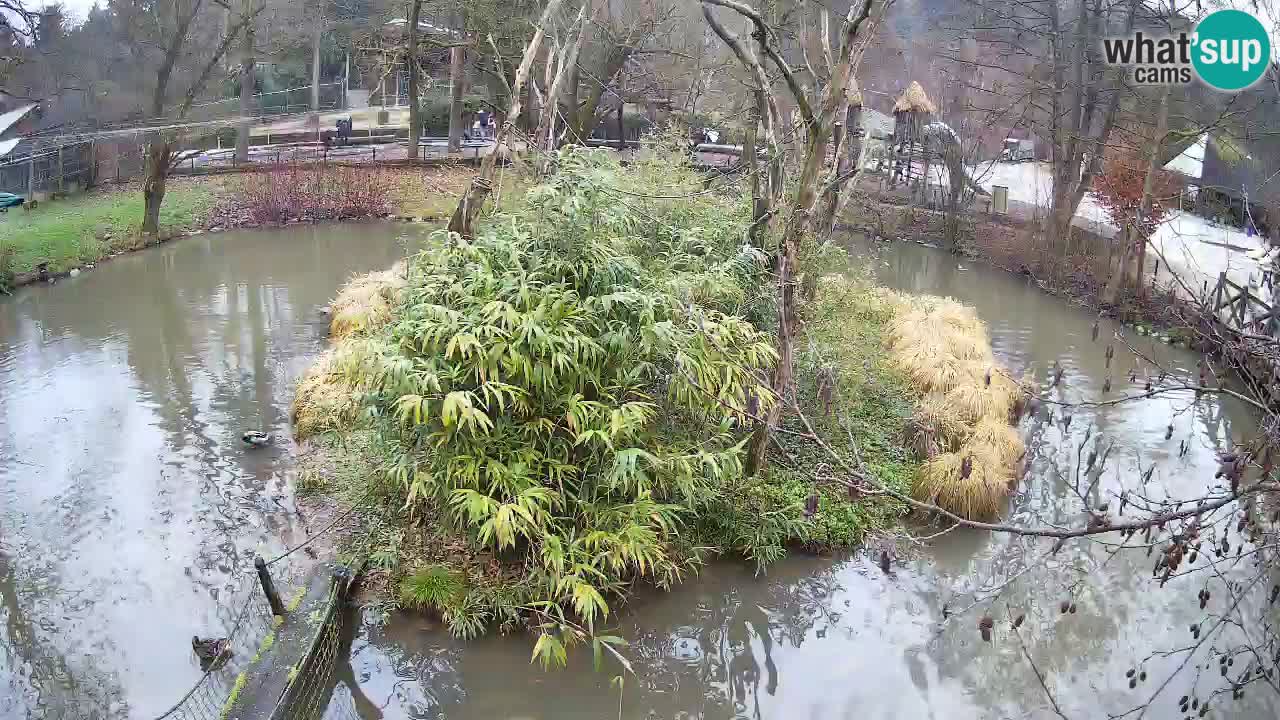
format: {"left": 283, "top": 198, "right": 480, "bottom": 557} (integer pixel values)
{"left": 298, "top": 144, "right": 923, "bottom": 652}
{"left": 363, "top": 147, "right": 780, "bottom": 633}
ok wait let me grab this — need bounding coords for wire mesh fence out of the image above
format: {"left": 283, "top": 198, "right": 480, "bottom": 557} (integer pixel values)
{"left": 151, "top": 570, "right": 282, "bottom": 720}
{"left": 0, "top": 142, "right": 95, "bottom": 197}
{"left": 167, "top": 138, "right": 489, "bottom": 174}
{"left": 268, "top": 571, "right": 355, "bottom": 720}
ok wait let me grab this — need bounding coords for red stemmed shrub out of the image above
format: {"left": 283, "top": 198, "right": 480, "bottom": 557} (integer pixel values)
{"left": 1092, "top": 151, "right": 1181, "bottom": 236}
{"left": 238, "top": 163, "right": 396, "bottom": 224}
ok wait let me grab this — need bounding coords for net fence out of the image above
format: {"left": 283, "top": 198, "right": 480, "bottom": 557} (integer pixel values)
{"left": 151, "top": 570, "right": 282, "bottom": 720}
{"left": 268, "top": 571, "right": 360, "bottom": 720}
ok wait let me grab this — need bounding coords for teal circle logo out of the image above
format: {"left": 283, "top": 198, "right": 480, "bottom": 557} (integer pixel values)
{"left": 1192, "top": 10, "right": 1271, "bottom": 91}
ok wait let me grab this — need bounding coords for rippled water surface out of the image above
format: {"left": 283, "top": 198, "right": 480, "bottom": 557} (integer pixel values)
{"left": 0, "top": 223, "right": 428, "bottom": 719}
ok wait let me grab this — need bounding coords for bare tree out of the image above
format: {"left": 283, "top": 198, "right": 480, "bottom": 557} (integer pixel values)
{"left": 946, "top": 0, "right": 1139, "bottom": 249}
{"left": 448, "top": 0, "right": 566, "bottom": 237}
{"left": 407, "top": 0, "right": 423, "bottom": 158}
{"left": 702, "top": 0, "right": 879, "bottom": 475}
{"left": 235, "top": 0, "right": 257, "bottom": 162}
{"left": 533, "top": 3, "right": 589, "bottom": 172}
{"left": 109, "top": 0, "right": 262, "bottom": 234}
{"left": 311, "top": 0, "right": 324, "bottom": 111}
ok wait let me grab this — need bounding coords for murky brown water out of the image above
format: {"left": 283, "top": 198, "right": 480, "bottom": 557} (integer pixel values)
{"left": 0, "top": 223, "right": 429, "bottom": 719}
{"left": 338, "top": 237, "right": 1278, "bottom": 719}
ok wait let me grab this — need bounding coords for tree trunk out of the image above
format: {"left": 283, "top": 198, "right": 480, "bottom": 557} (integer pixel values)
{"left": 824, "top": 102, "right": 864, "bottom": 233}
{"left": 1102, "top": 84, "right": 1170, "bottom": 306}
{"left": 310, "top": 3, "right": 322, "bottom": 111}
{"left": 615, "top": 79, "right": 625, "bottom": 150}
{"left": 407, "top": 0, "right": 422, "bottom": 159}
{"left": 449, "top": 0, "right": 564, "bottom": 238}
{"left": 815, "top": 96, "right": 859, "bottom": 240}
{"left": 535, "top": 7, "right": 587, "bottom": 175}
{"left": 747, "top": 87, "right": 837, "bottom": 476}
{"left": 142, "top": 139, "right": 172, "bottom": 237}
{"left": 743, "top": 95, "right": 763, "bottom": 247}
{"left": 447, "top": 46, "right": 466, "bottom": 152}
{"left": 731, "top": 0, "right": 873, "bottom": 476}
{"left": 235, "top": 0, "right": 254, "bottom": 163}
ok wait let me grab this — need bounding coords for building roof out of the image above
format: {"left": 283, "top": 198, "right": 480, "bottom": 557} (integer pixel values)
{"left": 0, "top": 138, "right": 20, "bottom": 158}
{"left": 0, "top": 103, "right": 37, "bottom": 137}
{"left": 861, "top": 108, "right": 893, "bottom": 138}
{"left": 1163, "top": 133, "right": 1206, "bottom": 180}
{"left": 384, "top": 18, "right": 460, "bottom": 37}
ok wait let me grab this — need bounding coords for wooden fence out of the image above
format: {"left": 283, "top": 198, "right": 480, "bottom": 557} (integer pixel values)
{"left": 1210, "top": 271, "right": 1277, "bottom": 336}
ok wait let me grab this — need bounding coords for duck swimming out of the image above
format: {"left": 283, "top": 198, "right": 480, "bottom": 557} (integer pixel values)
{"left": 191, "top": 636, "right": 231, "bottom": 670}
{"left": 242, "top": 430, "right": 273, "bottom": 447}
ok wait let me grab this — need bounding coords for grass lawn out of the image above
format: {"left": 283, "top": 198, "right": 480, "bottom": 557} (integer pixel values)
{"left": 385, "top": 165, "right": 485, "bottom": 220}
{"left": 0, "top": 180, "right": 218, "bottom": 285}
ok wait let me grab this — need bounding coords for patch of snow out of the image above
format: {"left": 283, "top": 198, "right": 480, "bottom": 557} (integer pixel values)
{"left": 935, "top": 160, "right": 1272, "bottom": 302}
{"left": 1148, "top": 212, "right": 1272, "bottom": 302}
{"left": 0, "top": 138, "right": 20, "bottom": 158}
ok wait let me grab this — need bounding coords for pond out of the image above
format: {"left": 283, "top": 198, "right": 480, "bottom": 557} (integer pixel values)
{"left": 0, "top": 223, "right": 430, "bottom": 719}
{"left": 1, "top": 226, "right": 1274, "bottom": 719}
{"left": 335, "top": 235, "right": 1277, "bottom": 719}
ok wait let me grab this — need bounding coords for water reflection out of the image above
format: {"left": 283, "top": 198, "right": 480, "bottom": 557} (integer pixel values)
{"left": 0, "top": 223, "right": 428, "bottom": 718}
{"left": 342, "top": 236, "right": 1277, "bottom": 719}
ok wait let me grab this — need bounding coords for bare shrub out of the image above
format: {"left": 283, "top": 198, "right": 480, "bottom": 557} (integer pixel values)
{"left": 238, "top": 163, "right": 397, "bottom": 224}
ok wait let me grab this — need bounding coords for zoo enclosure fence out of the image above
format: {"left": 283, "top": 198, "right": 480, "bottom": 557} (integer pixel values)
{"left": 0, "top": 141, "right": 94, "bottom": 198}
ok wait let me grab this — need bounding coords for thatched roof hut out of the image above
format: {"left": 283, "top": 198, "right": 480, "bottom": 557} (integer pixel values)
{"left": 893, "top": 81, "right": 937, "bottom": 115}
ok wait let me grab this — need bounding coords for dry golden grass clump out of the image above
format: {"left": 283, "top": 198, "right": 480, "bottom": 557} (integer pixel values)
{"left": 294, "top": 265, "right": 406, "bottom": 439}
{"left": 292, "top": 349, "right": 359, "bottom": 439}
{"left": 329, "top": 262, "right": 407, "bottom": 340}
{"left": 916, "top": 445, "right": 1013, "bottom": 520}
{"left": 943, "top": 380, "right": 1011, "bottom": 424}
{"left": 883, "top": 292, "right": 1029, "bottom": 520}
{"left": 905, "top": 392, "right": 972, "bottom": 458}
{"left": 969, "top": 416, "right": 1025, "bottom": 466}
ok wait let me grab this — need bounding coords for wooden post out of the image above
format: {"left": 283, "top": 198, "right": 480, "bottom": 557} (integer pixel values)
{"left": 255, "top": 555, "right": 285, "bottom": 616}
{"left": 1214, "top": 272, "right": 1224, "bottom": 314}
{"left": 57, "top": 145, "right": 64, "bottom": 193}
